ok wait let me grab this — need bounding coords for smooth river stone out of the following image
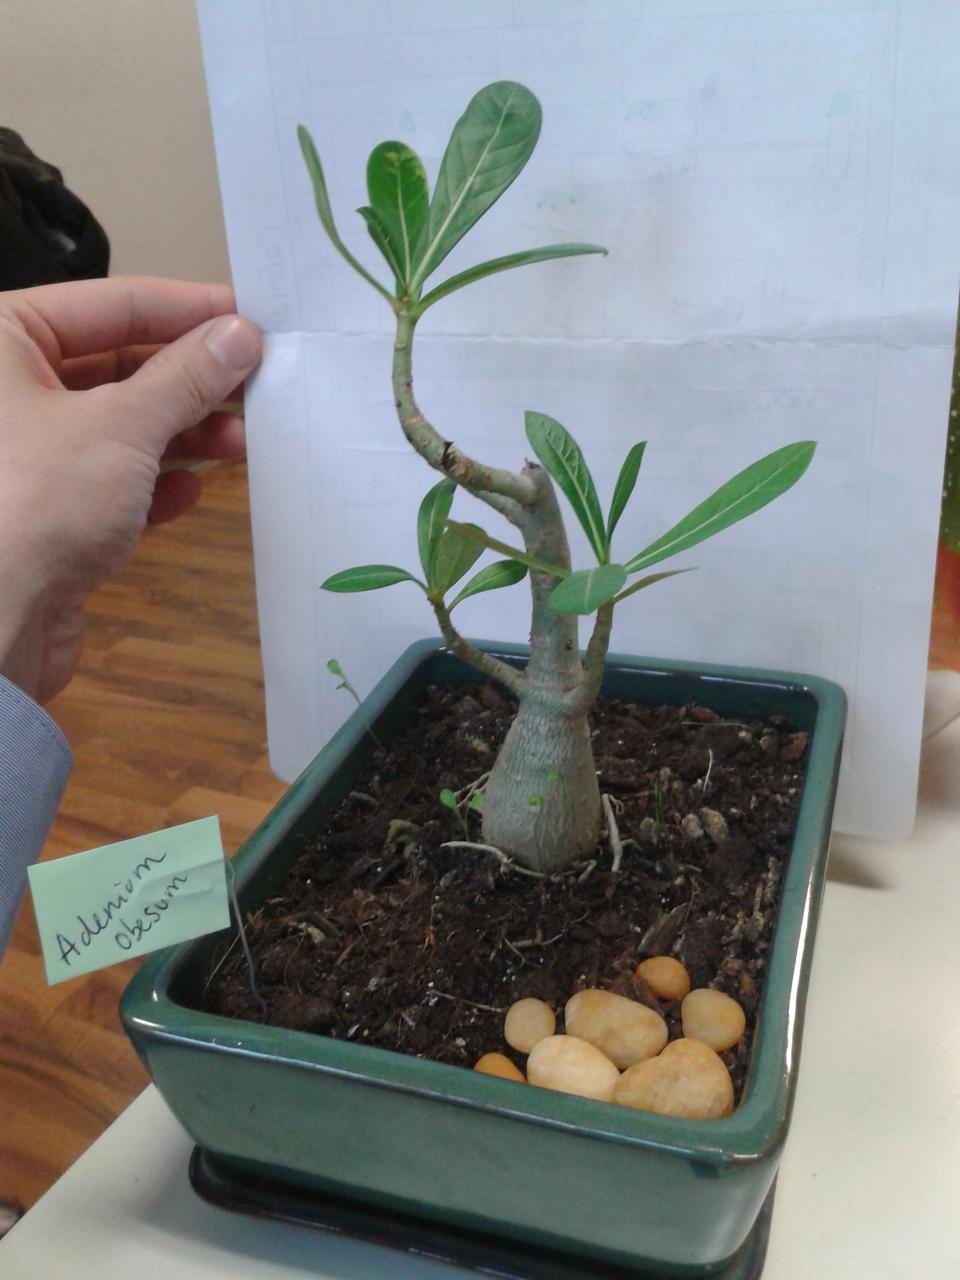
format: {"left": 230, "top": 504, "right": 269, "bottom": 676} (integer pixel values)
{"left": 681, "top": 987, "right": 746, "bottom": 1052}
{"left": 527, "top": 1035, "right": 620, "bottom": 1102}
{"left": 564, "top": 988, "right": 668, "bottom": 1069}
{"left": 504, "top": 997, "right": 556, "bottom": 1054}
{"left": 613, "top": 1038, "right": 734, "bottom": 1120}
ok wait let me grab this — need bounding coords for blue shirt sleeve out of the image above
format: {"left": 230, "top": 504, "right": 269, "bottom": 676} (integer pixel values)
{"left": 0, "top": 676, "right": 72, "bottom": 960}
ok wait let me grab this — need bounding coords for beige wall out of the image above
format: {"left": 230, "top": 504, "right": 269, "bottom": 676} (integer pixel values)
{"left": 0, "top": 0, "right": 230, "bottom": 284}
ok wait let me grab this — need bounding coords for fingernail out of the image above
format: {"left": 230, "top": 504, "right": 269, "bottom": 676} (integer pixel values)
{"left": 204, "top": 315, "right": 262, "bottom": 370}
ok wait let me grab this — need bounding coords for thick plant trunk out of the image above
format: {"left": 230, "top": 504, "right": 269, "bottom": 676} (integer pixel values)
{"left": 391, "top": 306, "right": 609, "bottom": 873}
{"left": 474, "top": 463, "right": 602, "bottom": 871}
{"left": 481, "top": 693, "right": 600, "bottom": 872}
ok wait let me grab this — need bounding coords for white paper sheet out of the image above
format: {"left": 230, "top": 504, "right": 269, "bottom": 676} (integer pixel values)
{"left": 196, "top": 0, "right": 958, "bottom": 836}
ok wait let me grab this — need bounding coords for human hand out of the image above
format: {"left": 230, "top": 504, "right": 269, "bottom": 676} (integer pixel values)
{"left": 0, "top": 275, "right": 262, "bottom": 703}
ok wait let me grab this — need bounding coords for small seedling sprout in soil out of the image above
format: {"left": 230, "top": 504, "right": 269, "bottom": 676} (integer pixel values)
{"left": 326, "top": 657, "right": 384, "bottom": 750}
{"left": 304, "top": 82, "right": 815, "bottom": 873}
{"left": 326, "top": 657, "right": 361, "bottom": 704}
{"left": 439, "top": 786, "right": 483, "bottom": 838}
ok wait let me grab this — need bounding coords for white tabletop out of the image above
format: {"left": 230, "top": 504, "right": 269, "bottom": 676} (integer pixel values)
{"left": 4, "top": 673, "right": 960, "bottom": 1279}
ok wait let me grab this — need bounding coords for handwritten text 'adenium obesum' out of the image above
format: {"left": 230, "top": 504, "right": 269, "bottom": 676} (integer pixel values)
{"left": 56, "top": 851, "right": 189, "bottom": 967}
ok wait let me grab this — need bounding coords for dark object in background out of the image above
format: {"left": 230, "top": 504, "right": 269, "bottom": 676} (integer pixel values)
{"left": 0, "top": 128, "right": 109, "bottom": 288}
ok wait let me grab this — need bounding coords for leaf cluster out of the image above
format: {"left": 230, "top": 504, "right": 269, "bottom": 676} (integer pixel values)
{"left": 298, "top": 81, "right": 606, "bottom": 316}
{"left": 439, "top": 785, "right": 484, "bottom": 837}
{"left": 321, "top": 478, "right": 528, "bottom": 610}
{"left": 322, "top": 428, "right": 813, "bottom": 617}
{"left": 518, "top": 414, "right": 815, "bottom": 615}
{"left": 308, "top": 82, "right": 816, "bottom": 619}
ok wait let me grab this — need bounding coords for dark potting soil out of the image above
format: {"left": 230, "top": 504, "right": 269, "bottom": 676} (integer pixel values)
{"left": 199, "top": 683, "right": 808, "bottom": 1102}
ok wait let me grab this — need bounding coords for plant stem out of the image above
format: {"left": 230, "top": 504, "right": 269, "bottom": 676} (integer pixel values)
{"left": 391, "top": 308, "right": 603, "bottom": 871}
{"left": 568, "top": 603, "right": 614, "bottom": 712}
{"left": 392, "top": 310, "right": 535, "bottom": 518}
{"left": 430, "top": 599, "right": 523, "bottom": 695}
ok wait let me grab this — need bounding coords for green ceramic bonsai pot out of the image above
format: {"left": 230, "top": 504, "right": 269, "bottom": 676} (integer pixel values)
{"left": 121, "top": 638, "right": 845, "bottom": 1277}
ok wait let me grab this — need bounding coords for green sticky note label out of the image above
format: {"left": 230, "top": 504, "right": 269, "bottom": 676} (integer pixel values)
{"left": 28, "top": 815, "right": 231, "bottom": 984}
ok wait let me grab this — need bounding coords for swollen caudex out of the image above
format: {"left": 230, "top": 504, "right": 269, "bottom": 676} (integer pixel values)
{"left": 473, "top": 956, "right": 747, "bottom": 1120}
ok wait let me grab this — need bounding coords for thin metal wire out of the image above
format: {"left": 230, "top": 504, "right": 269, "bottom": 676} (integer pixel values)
{"left": 224, "top": 855, "right": 267, "bottom": 1018}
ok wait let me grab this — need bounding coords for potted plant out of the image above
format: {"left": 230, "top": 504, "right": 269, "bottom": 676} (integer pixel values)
{"left": 122, "top": 83, "right": 845, "bottom": 1277}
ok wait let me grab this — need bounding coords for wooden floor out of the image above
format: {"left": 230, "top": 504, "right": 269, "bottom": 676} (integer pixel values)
{"left": 0, "top": 462, "right": 285, "bottom": 1211}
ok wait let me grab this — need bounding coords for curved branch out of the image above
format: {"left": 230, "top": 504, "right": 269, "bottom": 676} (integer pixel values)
{"left": 430, "top": 598, "right": 524, "bottom": 697}
{"left": 392, "top": 310, "right": 535, "bottom": 523}
{"left": 566, "top": 602, "right": 614, "bottom": 712}
{"left": 392, "top": 308, "right": 581, "bottom": 705}
{"left": 520, "top": 466, "right": 582, "bottom": 692}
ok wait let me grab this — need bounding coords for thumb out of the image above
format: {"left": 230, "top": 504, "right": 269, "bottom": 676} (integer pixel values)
{"left": 118, "top": 314, "right": 262, "bottom": 451}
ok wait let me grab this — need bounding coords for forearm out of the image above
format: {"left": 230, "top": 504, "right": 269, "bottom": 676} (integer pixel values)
{"left": 0, "top": 674, "right": 72, "bottom": 961}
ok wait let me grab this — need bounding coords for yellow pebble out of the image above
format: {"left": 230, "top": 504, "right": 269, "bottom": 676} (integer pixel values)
{"left": 635, "top": 955, "right": 691, "bottom": 1001}
{"left": 474, "top": 1052, "right": 525, "bottom": 1083}
{"left": 681, "top": 988, "right": 746, "bottom": 1052}
{"left": 527, "top": 1035, "right": 620, "bottom": 1102}
{"left": 504, "top": 997, "right": 556, "bottom": 1054}
{"left": 614, "top": 1038, "right": 734, "bottom": 1120}
{"left": 564, "top": 988, "right": 667, "bottom": 1069}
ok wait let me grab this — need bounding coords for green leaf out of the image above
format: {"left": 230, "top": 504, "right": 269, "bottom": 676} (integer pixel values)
{"left": 415, "top": 243, "right": 607, "bottom": 315}
{"left": 297, "top": 124, "right": 395, "bottom": 306}
{"left": 446, "top": 520, "right": 569, "bottom": 580}
{"left": 624, "top": 442, "right": 817, "bottom": 575}
{"left": 417, "top": 479, "right": 456, "bottom": 579}
{"left": 439, "top": 788, "right": 458, "bottom": 812}
{"left": 357, "top": 206, "right": 404, "bottom": 286}
{"left": 366, "top": 141, "right": 429, "bottom": 286}
{"left": 326, "top": 656, "right": 358, "bottom": 694}
{"left": 610, "top": 567, "right": 695, "bottom": 606}
{"left": 607, "top": 442, "right": 647, "bottom": 542}
{"left": 547, "top": 564, "right": 627, "bottom": 615}
{"left": 430, "top": 525, "right": 485, "bottom": 594}
{"left": 525, "top": 411, "right": 607, "bottom": 562}
{"left": 449, "top": 558, "right": 528, "bottom": 609}
{"left": 321, "top": 565, "right": 421, "bottom": 593}
{"left": 411, "top": 82, "right": 541, "bottom": 289}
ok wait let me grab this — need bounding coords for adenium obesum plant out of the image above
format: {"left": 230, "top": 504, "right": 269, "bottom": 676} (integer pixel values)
{"left": 299, "top": 82, "right": 814, "bottom": 874}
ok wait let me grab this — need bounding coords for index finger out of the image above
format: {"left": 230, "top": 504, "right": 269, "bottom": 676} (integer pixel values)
{"left": 5, "top": 275, "right": 237, "bottom": 364}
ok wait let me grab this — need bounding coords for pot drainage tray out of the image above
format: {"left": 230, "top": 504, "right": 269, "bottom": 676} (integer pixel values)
{"left": 189, "top": 1146, "right": 775, "bottom": 1279}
